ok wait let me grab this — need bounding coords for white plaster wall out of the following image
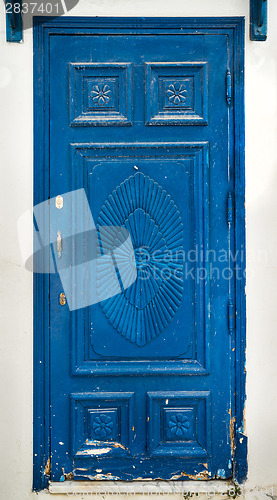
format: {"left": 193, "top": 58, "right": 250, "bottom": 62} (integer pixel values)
{"left": 1, "top": 0, "right": 277, "bottom": 498}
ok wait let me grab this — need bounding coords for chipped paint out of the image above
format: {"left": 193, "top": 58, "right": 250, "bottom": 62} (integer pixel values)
{"left": 81, "top": 439, "right": 128, "bottom": 454}
{"left": 76, "top": 447, "right": 112, "bottom": 456}
{"left": 229, "top": 409, "right": 236, "bottom": 456}
{"left": 170, "top": 470, "right": 211, "bottom": 480}
{"left": 112, "top": 442, "right": 127, "bottom": 450}
{"left": 76, "top": 472, "right": 120, "bottom": 480}
{"left": 44, "top": 457, "right": 51, "bottom": 476}
{"left": 60, "top": 468, "right": 74, "bottom": 481}
{"left": 243, "top": 402, "right": 246, "bottom": 433}
{"left": 217, "top": 468, "right": 226, "bottom": 479}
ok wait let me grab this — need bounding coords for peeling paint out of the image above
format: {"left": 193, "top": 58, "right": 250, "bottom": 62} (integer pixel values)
{"left": 243, "top": 402, "right": 246, "bottom": 433}
{"left": 76, "top": 447, "right": 112, "bottom": 456}
{"left": 80, "top": 439, "right": 128, "bottom": 455}
{"left": 229, "top": 409, "right": 236, "bottom": 456}
{"left": 44, "top": 457, "right": 51, "bottom": 476}
{"left": 170, "top": 470, "right": 211, "bottom": 480}
{"left": 112, "top": 442, "right": 127, "bottom": 450}
{"left": 60, "top": 467, "right": 74, "bottom": 481}
{"left": 217, "top": 468, "right": 226, "bottom": 479}
{"left": 79, "top": 473, "right": 120, "bottom": 480}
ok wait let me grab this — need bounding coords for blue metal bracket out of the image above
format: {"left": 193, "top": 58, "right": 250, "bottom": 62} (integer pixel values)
{"left": 4, "top": 1, "right": 267, "bottom": 44}
{"left": 250, "top": 0, "right": 267, "bottom": 41}
{"left": 5, "top": 0, "right": 22, "bottom": 43}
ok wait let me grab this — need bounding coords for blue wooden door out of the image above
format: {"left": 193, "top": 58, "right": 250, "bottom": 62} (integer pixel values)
{"left": 46, "top": 19, "right": 239, "bottom": 482}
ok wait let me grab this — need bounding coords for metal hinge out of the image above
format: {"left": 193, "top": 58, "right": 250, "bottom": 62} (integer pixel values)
{"left": 227, "top": 192, "right": 233, "bottom": 227}
{"left": 226, "top": 69, "right": 232, "bottom": 106}
{"left": 228, "top": 299, "right": 235, "bottom": 334}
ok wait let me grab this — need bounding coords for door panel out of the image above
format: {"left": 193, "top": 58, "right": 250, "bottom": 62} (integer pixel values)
{"left": 47, "top": 22, "right": 235, "bottom": 481}
{"left": 71, "top": 143, "right": 209, "bottom": 373}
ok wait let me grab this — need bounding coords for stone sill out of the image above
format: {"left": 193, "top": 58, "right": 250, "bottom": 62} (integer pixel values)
{"left": 49, "top": 480, "right": 234, "bottom": 496}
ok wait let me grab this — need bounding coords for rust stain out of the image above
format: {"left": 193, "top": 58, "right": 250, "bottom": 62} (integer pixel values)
{"left": 44, "top": 457, "right": 51, "bottom": 476}
{"left": 229, "top": 409, "right": 236, "bottom": 456}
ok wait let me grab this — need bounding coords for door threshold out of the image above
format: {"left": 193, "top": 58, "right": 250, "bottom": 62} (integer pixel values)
{"left": 49, "top": 479, "right": 235, "bottom": 496}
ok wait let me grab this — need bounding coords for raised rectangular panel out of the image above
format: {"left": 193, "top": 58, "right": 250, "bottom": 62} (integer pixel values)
{"left": 70, "top": 63, "right": 133, "bottom": 126}
{"left": 147, "top": 391, "right": 211, "bottom": 457}
{"left": 70, "top": 392, "right": 135, "bottom": 457}
{"left": 70, "top": 143, "right": 210, "bottom": 375}
{"left": 145, "top": 62, "right": 208, "bottom": 125}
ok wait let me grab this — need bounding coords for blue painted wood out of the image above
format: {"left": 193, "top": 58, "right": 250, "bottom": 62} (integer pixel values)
{"left": 33, "top": 17, "right": 50, "bottom": 491}
{"left": 250, "top": 0, "right": 267, "bottom": 41}
{"left": 232, "top": 19, "right": 247, "bottom": 483}
{"left": 70, "top": 142, "right": 209, "bottom": 376}
{"left": 5, "top": 0, "right": 22, "bottom": 42}
{"left": 33, "top": 17, "right": 246, "bottom": 489}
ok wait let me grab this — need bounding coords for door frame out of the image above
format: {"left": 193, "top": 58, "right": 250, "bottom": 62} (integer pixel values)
{"left": 33, "top": 16, "right": 246, "bottom": 491}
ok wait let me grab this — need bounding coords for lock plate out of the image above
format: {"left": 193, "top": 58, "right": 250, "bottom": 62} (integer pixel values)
{"left": 55, "top": 195, "right": 63, "bottom": 209}
{"left": 59, "top": 293, "right": 66, "bottom": 306}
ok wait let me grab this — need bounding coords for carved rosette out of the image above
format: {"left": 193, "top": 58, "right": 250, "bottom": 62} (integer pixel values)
{"left": 97, "top": 172, "right": 184, "bottom": 346}
{"left": 92, "top": 414, "right": 114, "bottom": 438}
{"left": 168, "top": 413, "right": 190, "bottom": 437}
{"left": 90, "top": 84, "right": 111, "bottom": 105}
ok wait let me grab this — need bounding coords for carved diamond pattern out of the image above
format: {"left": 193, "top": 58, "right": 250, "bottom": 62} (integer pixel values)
{"left": 97, "top": 172, "right": 184, "bottom": 346}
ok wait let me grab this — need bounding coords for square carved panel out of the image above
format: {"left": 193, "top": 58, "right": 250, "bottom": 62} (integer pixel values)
{"left": 147, "top": 391, "right": 211, "bottom": 457}
{"left": 70, "top": 63, "right": 133, "bottom": 126}
{"left": 70, "top": 392, "right": 134, "bottom": 457}
{"left": 164, "top": 408, "right": 196, "bottom": 441}
{"left": 145, "top": 62, "right": 208, "bottom": 125}
{"left": 87, "top": 408, "right": 119, "bottom": 441}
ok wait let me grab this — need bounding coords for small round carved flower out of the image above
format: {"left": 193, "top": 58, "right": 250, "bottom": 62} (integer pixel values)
{"left": 92, "top": 414, "right": 113, "bottom": 438}
{"left": 166, "top": 83, "right": 188, "bottom": 105}
{"left": 91, "top": 84, "right": 111, "bottom": 105}
{"left": 168, "top": 413, "right": 190, "bottom": 437}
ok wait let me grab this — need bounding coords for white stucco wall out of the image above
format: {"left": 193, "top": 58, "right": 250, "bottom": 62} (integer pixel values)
{"left": 1, "top": 0, "right": 277, "bottom": 498}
